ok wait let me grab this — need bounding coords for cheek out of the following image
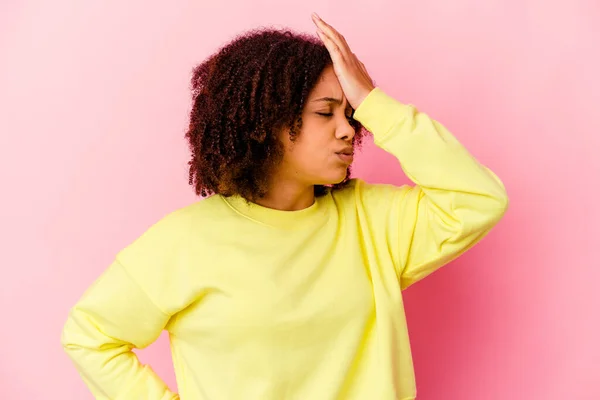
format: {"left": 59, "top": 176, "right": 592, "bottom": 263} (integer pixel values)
{"left": 290, "top": 144, "right": 325, "bottom": 165}
{"left": 286, "top": 121, "right": 334, "bottom": 164}
{"left": 300, "top": 123, "right": 332, "bottom": 148}
{"left": 302, "top": 135, "right": 332, "bottom": 163}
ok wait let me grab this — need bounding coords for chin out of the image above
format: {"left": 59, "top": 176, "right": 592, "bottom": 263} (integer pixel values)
{"left": 318, "top": 167, "right": 351, "bottom": 186}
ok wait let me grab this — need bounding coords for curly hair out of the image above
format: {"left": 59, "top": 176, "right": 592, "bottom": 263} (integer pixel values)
{"left": 185, "top": 27, "right": 367, "bottom": 201}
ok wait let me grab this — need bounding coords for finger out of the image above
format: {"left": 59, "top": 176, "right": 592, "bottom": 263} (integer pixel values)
{"left": 312, "top": 15, "right": 342, "bottom": 43}
{"left": 356, "top": 59, "right": 374, "bottom": 85}
{"left": 359, "top": 60, "right": 367, "bottom": 73}
{"left": 316, "top": 19, "right": 348, "bottom": 52}
{"left": 312, "top": 14, "right": 351, "bottom": 57}
{"left": 319, "top": 25, "right": 351, "bottom": 60}
{"left": 316, "top": 28, "right": 344, "bottom": 62}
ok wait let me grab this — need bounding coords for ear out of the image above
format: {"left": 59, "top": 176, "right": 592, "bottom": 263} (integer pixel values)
{"left": 277, "top": 125, "right": 299, "bottom": 148}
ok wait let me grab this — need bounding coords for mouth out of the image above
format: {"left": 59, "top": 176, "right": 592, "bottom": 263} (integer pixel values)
{"left": 335, "top": 149, "right": 354, "bottom": 164}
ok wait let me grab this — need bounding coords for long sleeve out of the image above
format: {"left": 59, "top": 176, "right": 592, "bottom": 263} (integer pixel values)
{"left": 61, "top": 209, "right": 195, "bottom": 399}
{"left": 352, "top": 87, "right": 509, "bottom": 289}
{"left": 61, "top": 260, "right": 179, "bottom": 399}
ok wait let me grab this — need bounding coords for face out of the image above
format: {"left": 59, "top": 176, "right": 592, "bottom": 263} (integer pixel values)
{"left": 276, "top": 65, "right": 357, "bottom": 186}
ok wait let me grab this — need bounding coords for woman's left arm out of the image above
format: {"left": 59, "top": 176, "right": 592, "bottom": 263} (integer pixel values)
{"left": 312, "top": 14, "right": 508, "bottom": 289}
{"left": 353, "top": 87, "right": 509, "bottom": 289}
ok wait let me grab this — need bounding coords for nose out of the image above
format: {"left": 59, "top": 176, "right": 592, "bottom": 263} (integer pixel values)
{"left": 335, "top": 117, "right": 356, "bottom": 142}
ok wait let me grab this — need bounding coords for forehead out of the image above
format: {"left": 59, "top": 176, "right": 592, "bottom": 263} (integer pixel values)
{"left": 308, "top": 66, "right": 345, "bottom": 102}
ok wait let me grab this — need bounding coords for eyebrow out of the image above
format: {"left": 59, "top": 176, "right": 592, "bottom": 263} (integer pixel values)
{"left": 312, "top": 97, "right": 352, "bottom": 109}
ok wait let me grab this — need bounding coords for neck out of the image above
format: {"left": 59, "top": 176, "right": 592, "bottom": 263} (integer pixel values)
{"left": 254, "top": 178, "right": 315, "bottom": 211}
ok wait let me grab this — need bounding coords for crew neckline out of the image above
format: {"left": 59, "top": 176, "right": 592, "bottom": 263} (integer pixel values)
{"left": 221, "top": 193, "right": 330, "bottom": 230}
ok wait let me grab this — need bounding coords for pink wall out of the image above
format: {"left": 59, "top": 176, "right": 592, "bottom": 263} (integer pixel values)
{"left": 1, "top": 1, "right": 599, "bottom": 398}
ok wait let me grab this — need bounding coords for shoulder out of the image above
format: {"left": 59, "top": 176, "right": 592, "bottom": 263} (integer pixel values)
{"left": 133, "top": 195, "right": 221, "bottom": 235}
{"left": 116, "top": 195, "right": 228, "bottom": 265}
{"left": 331, "top": 178, "right": 409, "bottom": 204}
{"left": 147, "top": 194, "right": 236, "bottom": 230}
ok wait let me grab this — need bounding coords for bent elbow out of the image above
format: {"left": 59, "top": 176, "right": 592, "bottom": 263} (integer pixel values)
{"left": 60, "top": 314, "right": 79, "bottom": 357}
{"left": 60, "top": 307, "right": 94, "bottom": 360}
{"left": 492, "top": 191, "right": 509, "bottom": 222}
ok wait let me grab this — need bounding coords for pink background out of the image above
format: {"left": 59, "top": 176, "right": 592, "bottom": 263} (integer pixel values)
{"left": 1, "top": 0, "right": 599, "bottom": 398}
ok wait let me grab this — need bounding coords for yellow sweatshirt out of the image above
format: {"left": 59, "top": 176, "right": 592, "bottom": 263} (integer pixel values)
{"left": 61, "top": 87, "right": 508, "bottom": 400}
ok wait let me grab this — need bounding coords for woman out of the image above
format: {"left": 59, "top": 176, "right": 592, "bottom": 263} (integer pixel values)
{"left": 62, "top": 13, "right": 508, "bottom": 400}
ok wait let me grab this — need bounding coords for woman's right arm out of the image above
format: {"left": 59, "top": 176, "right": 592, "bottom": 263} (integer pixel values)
{"left": 61, "top": 259, "right": 179, "bottom": 399}
{"left": 61, "top": 208, "right": 194, "bottom": 399}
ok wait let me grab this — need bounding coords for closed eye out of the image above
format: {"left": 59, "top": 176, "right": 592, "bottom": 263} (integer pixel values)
{"left": 317, "top": 112, "right": 354, "bottom": 120}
